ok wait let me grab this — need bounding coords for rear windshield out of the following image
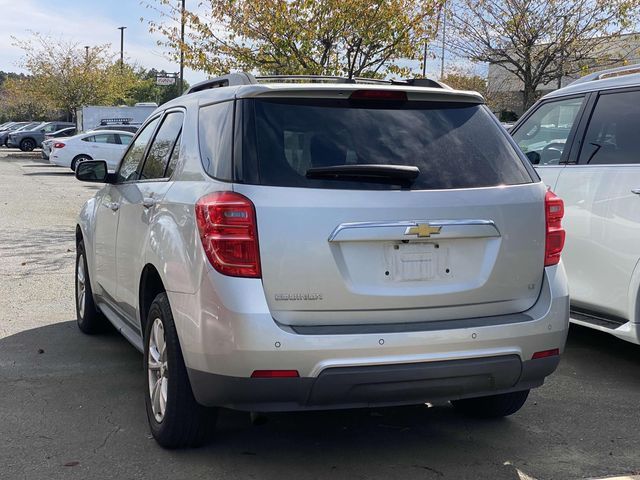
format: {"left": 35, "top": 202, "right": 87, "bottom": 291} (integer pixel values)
{"left": 239, "top": 98, "right": 532, "bottom": 190}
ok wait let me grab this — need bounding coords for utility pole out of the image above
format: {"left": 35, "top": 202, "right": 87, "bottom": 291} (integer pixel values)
{"left": 440, "top": 0, "right": 447, "bottom": 79}
{"left": 84, "top": 46, "right": 89, "bottom": 62}
{"left": 179, "top": 0, "right": 185, "bottom": 93}
{"left": 118, "top": 26, "right": 127, "bottom": 72}
{"left": 557, "top": 15, "right": 568, "bottom": 89}
{"left": 422, "top": 40, "right": 428, "bottom": 77}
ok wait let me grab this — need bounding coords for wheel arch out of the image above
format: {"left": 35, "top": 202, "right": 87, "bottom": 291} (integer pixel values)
{"left": 139, "top": 264, "right": 167, "bottom": 336}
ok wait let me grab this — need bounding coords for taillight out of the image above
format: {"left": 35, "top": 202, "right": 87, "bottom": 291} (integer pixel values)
{"left": 53, "top": 142, "right": 65, "bottom": 149}
{"left": 195, "top": 191, "right": 261, "bottom": 278}
{"left": 349, "top": 89, "right": 407, "bottom": 101}
{"left": 544, "top": 190, "right": 565, "bottom": 266}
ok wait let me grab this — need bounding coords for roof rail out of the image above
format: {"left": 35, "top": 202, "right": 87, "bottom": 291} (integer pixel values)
{"left": 569, "top": 63, "right": 640, "bottom": 86}
{"left": 184, "top": 71, "right": 450, "bottom": 94}
{"left": 185, "top": 72, "right": 257, "bottom": 94}
{"left": 255, "top": 75, "right": 392, "bottom": 85}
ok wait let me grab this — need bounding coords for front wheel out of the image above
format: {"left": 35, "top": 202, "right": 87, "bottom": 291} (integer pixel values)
{"left": 75, "top": 240, "right": 107, "bottom": 334}
{"left": 20, "top": 138, "right": 36, "bottom": 152}
{"left": 71, "top": 155, "right": 92, "bottom": 172}
{"left": 144, "top": 292, "right": 218, "bottom": 448}
{"left": 451, "top": 390, "right": 530, "bottom": 418}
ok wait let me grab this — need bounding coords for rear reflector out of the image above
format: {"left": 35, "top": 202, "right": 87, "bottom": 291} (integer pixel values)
{"left": 53, "top": 142, "right": 65, "bottom": 149}
{"left": 544, "top": 190, "right": 565, "bottom": 266}
{"left": 532, "top": 348, "right": 560, "bottom": 360}
{"left": 349, "top": 90, "right": 407, "bottom": 101}
{"left": 250, "top": 370, "right": 300, "bottom": 378}
{"left": 195, "top": 191, "right": 261, "bottom": 278}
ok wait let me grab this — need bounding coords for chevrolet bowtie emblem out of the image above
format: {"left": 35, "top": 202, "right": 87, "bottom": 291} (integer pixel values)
{"left": 405, "top": 224, "right": 442, "bottom": 238}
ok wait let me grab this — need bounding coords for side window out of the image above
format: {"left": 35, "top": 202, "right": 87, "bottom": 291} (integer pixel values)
{"left": 139, "top": 111, "right": 184, "bottom": 180}
{"left": 198, "top": 102, "right": 233, "bottom": 180}
{"left": 165, "top": 133, "right": 181, "bottom": 178}
{"left": 93, "top": 134, "right": 118, "bottom": 144}
{"left": 512, "top": 96, "right": 585, "bottom": 166}
{"left": 116, "top": 117, "right": 161, "bottom": 183}
{"left": 82, "top": 136, "right": 95, "bottom": 142}
{"left": 118, "top": 134, "right": 132, "bottom": 146}
{"left": 579, "top": 90, "right": 640, "bottom": 165}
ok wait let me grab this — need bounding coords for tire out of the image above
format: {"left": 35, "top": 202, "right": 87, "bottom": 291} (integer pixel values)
{"left": 144, "top": 292, "right": 218, "bottom": 448}
{"left": 71, "top": 155, "right": 92, "bottom": 172}
{"left": 75, "top": 240, "right": 107, "bottom": 334}
{"left": 20, "top": 138, "right": 36, "bottom": 152}
{"left": 451, "top": 390, "right": 530, "bottom": 418}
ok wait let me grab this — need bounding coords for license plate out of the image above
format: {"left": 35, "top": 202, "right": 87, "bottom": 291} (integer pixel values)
{"left": 387, "top": 242, "right": 449, "bottom": 282}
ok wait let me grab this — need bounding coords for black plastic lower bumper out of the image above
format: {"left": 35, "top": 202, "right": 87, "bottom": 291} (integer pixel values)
{"left": 188, "top": 355, "right": 560, "bottom": 411}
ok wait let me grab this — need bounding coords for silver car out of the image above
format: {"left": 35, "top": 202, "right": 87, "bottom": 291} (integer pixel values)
{"left": 74, "top": 73, "right": 570, "bottom": 448}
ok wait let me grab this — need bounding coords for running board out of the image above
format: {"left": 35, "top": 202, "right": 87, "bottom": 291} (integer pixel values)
{"left": 570, "top": 307, "right": 626, "bottom": 329}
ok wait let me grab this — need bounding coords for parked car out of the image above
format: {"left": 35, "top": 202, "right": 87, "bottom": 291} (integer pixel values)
{"left": 0, "top": 122, "right": 32, "bottom": 146}
{"left": 49, "top": 130, "right": 133, "bottom": 171}
{"left": 73, "top": 73, "right": 569, "bottom": 448}
{"left": 511, "top": 63, "right": 640, "bottom": 345}
{"left": 7, "top": 121, "right": 75, "bottom": 151}
{"left": 41, "top": 127, "right": 77, "bottom": 160}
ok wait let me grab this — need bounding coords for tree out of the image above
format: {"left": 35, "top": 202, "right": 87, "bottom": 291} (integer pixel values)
{"left": 448, "top": 0, "right": 640, "bottom": 110}
{"left": 441, "top": 68, "right": 487, "bottom": 94}
{"left": 0, "top": 76, "right": 58, "bottom": 122}
{"left": 145, "top": 0, "right": 443, "bottom": 78}
{"left": 11, "top": 33, "right": 141, "bottom": 120}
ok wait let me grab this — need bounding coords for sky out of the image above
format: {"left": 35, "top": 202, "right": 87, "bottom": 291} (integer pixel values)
{"left": 0, "top": 0, "right": 210, "bottom": 84}
{"left": 0, "top": 0, "right": 468, "bottom": 84}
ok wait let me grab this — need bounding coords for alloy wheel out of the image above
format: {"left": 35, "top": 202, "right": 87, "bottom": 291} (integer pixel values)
{"left": 148, "top": 318, "right": 168, "bottom": 423}
{"left": 76, "top": 254, "right": 86, "bottom": 318}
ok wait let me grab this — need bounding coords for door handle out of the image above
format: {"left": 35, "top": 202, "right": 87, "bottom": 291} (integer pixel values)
{"left": 632, "top": 188, "right": 640, "bottom": 195}
{"left": 142, "top": 198, "right": 157, "bottom": 209}
{"left": 103, "top": 202, "right": 119, "bottom": 212}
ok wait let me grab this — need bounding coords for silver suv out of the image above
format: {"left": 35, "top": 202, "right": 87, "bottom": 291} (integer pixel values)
{"left": 74, "top": 73, "right": 569, "bottom": 448}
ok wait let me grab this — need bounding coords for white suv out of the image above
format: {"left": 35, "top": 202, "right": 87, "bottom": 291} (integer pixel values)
{"left": 512, "top": 64, "right": 640, "bottom": 345}
{"left": 74, "top": 73, "right": 569, "bottom": 448}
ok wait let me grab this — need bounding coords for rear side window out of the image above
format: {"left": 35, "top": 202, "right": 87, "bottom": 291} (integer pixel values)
{"left": 199, "top": 102, "right": 234, "bottom": 180}
{"left": 579, "top": 90, "right": 640, "bottom": 165}
{"left": 239, "top": 98, "right": 532, "bottom": 190}
{"left": 139, "top": 111, "right": 184, "bottom": 180}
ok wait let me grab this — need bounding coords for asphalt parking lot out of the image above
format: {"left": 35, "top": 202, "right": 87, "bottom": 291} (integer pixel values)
{"left": 1, "top": 150, "right": 640, "bottom": 480}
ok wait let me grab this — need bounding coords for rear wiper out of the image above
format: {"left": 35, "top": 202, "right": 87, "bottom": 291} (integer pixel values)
{"left": 305, "top": 164, "right": 419, "bottom": 186}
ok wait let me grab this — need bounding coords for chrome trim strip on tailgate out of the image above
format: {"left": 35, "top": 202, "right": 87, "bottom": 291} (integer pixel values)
{"left": 328, "top": 219, "right": 500, "bottom": 242}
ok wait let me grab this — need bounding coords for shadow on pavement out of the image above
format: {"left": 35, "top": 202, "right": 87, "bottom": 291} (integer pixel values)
{"left": 22, "top": 171, "right": 74, "bottom": 177}
{"left": 1, "top": 320, "right": 639, "bottom": 480}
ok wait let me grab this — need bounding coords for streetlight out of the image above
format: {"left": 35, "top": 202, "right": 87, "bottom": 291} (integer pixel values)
{"left": 118, "top": 26, "right": 127, "bottom": 72}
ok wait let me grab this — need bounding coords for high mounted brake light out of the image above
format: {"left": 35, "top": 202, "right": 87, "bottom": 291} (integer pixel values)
{"left": 195, "top": 191, "right": 261, "bottom": 278}
{"left": 544, "top": 190, "right": 565, "bottom": 267}
{"left": 349, "top": 90, "right": 407, "bottom": 101}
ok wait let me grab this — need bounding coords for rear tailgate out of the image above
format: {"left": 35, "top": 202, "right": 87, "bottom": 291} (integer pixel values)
{"left": 235, "top": 183, "right": 545, "bottom": 326}
{"left": 214, "top": 90, "right": 542, "bottom": 327}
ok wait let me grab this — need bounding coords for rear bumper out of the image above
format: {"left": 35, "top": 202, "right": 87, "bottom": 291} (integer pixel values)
{"left": 188, "top": 355, "right": 559, "bottom": 411}
{"left": 170, "top": 264, "right": 569, "bottom": 410}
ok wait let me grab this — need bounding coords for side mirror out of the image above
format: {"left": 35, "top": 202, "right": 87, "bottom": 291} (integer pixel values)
{"left": 525, "top": 151, "right": 541, "bottom": 165}
{"left": 75, "top": 160, "right": 114, "bottom": 183}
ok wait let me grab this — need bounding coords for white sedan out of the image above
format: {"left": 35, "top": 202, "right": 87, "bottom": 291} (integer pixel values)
{"left": 49, "top": 130, "right": 134, "bottom": 171}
